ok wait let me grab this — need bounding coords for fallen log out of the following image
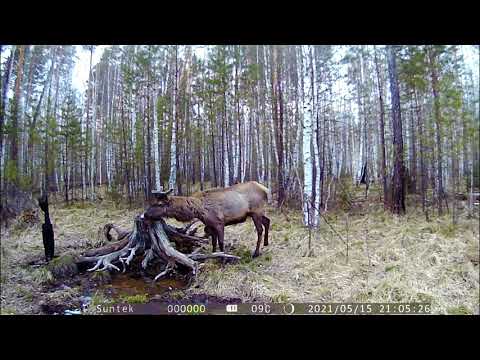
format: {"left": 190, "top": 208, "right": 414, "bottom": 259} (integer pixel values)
{"left": 77, "top": 214, "right": 239, "bottom": 281}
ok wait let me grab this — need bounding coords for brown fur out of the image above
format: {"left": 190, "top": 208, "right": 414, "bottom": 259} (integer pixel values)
{"left": 144, "top": 181, "right": 271, "bottom": 257}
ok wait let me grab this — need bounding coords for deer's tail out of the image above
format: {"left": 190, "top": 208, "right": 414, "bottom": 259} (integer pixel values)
{"left": 255, "top": 182, "right": 272, "bottom": 204}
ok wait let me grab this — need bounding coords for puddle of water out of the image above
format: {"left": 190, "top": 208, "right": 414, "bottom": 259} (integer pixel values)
{"left": 58, "top": 270, "right": 189, "bottom": 315}
{"left": 106, "top": 272, "right": 188, "bottom": 297}
{"left": 60, "top": 266, "right": 240, "bottom": 315}
{"left": 79, "top": 272, "right": 189, "bottom": 315}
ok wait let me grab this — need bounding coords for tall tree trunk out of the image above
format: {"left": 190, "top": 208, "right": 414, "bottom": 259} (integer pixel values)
{"left": 270, "top": 46, "right": 285, "bottom": 207}
{"left": 415, "top": 90, "right": 428, "bottom": 219}
{"left": 427, "top": 47, "right": 445, "bottom": 215}
{"left": 44, "top": 47, "right": 56, "bottom": 195}
{"left": 21, "top": 46, "right": 36, "bottom": 176}
{"left": 0, "top": 47, "right": 14, "bottom": 164}
{"left": 276, "top": 47, "right": 286, "bottom": 206}
{"left": 8, "top": 45, "right": 25, "bottom": 191}
{"left": 0, "top": 46, "right": 14, "bottom": 208}
{"left": 387, "top": 46, "right": 406, "bottom": 215}
{"left": 374, "top": 46, "right": 388, "bottom": 210}
{"left": 84, "top": 47, "right": 93, "bottom": 200}
{"left": 169, "top": 46, "right": 178, "bottom": 191}
{"left": 153, "top": 81, "right": 161, "bottom": 191}
{"left": 146, "top": 69, "right": 152, "bottom": 198}
{"left": 121, "top": 92, "right": 132, "bottom": 206}
{"left": 409, "top": 103, "right": 417, "bottom": 194}
{"left": 302, "top": 46, "right": 317, "bottom": 227}
{"left": 236, "top": 46, "right": 242, "bottom": 183}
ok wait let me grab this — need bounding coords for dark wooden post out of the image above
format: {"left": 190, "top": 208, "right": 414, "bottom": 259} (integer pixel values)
{"left": 38, "top": 194, "right": 55, "bottom": 261}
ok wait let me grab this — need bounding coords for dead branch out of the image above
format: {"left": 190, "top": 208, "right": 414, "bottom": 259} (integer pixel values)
{"left": 188, "top": 252, "right": 241, "bottom": 261}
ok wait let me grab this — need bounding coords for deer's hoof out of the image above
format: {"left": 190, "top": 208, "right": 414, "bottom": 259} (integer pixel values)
{"left": 252, "top": 251, "right": 260, "bottom": 259}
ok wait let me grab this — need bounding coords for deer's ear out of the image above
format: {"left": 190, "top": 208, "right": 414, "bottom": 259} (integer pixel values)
{"left": 152, "top": 188, "right": 173, "bottom": 202}
{"left": 158, "top": 189, "right": 173, "bottom": 202}
{"left": 155, "top": 195, "right": 168, "bottom": 204}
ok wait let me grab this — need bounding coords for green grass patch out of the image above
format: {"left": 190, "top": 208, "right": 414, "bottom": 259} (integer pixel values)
{"left": 31, "top": 267, "right": 54, "bottom": 285}
{"left": 271, "top": 293, "right": 290, "bottom": 303}
{"left": 446, "top": 305, "right": 473, "bottom": 315}
{"left": 62, "top": 201, "right": 96, "bottom": 210}
{"left": 439, "top": 222, "right": 457, "bottom": 238}
{"left": 233, "top": 245, "right": 254, "bottom": 264}
{"left": 47, "top": 254, "right": 78, "bottom": 279}
{"left": 168, "top": 290, "right": 185, "bottom": 300}
{"left": 0, "top": 307, "right": 17, "bottom": 315}
{"left": 385, "top": 264, "right": 399, "bottom": 272}
{"left": 416, "top": 292, "right": 434, "bottom": 303}
{"left": 84, "top": 291, "right": 115, "bottom": 314}
{"left": 17, "top": 286, "right": 35, "bottom": 301}
{"left": 119, "top": 293, "right": 149, "bottom": 304}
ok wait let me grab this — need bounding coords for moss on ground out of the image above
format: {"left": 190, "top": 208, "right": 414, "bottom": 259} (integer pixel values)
{"left": 118, "top": 293, "right": 149, "bottom": 304}
{"left": 31, "top": 267, "right": 55, "bottom": 285}
{"left": 447, "top": 305, "right": 473, "bottom": 315}
{"left": 47, "top": 254, "right": 78, "bottom": 279}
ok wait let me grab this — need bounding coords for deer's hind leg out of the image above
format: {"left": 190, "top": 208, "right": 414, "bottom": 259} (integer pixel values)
{"left": 251, "top": 214, "right": 264, "bottom": 258}
{"left": 261, "top": 215, "right": 270, "bottom": 246}
{"left": 216, "top": 225, "right": 225, "bottom": 253}
{"left": 205, "top": 226, "right": 217, "bottom": 253}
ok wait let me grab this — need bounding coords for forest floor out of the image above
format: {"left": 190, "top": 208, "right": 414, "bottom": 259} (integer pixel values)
{"left": 1, "top": 185, "right": 479, "bottom": 315}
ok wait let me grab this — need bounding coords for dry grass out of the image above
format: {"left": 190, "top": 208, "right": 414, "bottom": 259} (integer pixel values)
{"left": 1, "top": 189, "right": 478, "bottom": 315}
{"left": 0, "top": 198, "right": 142, "bottom": 314}
{"left": 188, "top": 196, "right": 479, "bottom": 315}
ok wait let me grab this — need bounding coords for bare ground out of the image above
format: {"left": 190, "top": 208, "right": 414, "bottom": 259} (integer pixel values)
{"left": 1, "top": 189, "right": 479, "bottom": 315}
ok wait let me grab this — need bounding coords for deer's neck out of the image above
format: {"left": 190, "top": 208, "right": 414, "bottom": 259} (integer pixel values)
{"left": 172, "top": 197, "right": 205, "bottom": 222}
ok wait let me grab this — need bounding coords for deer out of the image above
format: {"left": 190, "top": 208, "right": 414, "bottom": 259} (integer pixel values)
{"left": 143, "top": 181, "right": 271, "bottom": 258}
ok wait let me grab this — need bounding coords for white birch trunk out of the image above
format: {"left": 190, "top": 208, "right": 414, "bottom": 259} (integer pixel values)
{"left": 169, "top": 111, "right": 176, "bottom": 190}
{"left": 223, "top": 112, "right": 229, "bottom": 187}
{"left": 153, "top": 91, "right": 161, "bottom": 191}
{"left": 90, "top": 70, "right": 97, "bottom": 200}
{"left": 168, "top": 48, "right": 177, "bottom": 191}
{"left": 469, "top": 155, "right": 474, "bottom": 212}
{"left": 303, "top": 46, "right": 315, "bottom": 226}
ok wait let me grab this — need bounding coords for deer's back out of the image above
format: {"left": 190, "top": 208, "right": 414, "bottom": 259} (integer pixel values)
{"left": 193, "top": 181, "right": 268, "bottom": 222}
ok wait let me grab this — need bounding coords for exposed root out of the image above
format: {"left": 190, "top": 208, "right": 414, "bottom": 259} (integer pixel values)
{"left": 142, "top": 249, "right": 154, "bottom": 269}
{"left": 154, "top": 261, "right": 176, "bottom": 281}
{"left": 120, "top": 246, "right": 137, "bottom": 265}
{"left": 188, "top": 252, "right": 241, "bottom": 262}
{"left": 104, "top": 223, "right": 131, "bottom": 241}
{"left": 161, "top": 219, "right": 209, "bottom": 248}
{"left": 174, "top": 220, "right": 203, "bottom": 235}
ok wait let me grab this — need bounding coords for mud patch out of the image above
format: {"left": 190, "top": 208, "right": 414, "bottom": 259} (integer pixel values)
{"left": 105, "top": 272, "right": 189, "bottom": 298}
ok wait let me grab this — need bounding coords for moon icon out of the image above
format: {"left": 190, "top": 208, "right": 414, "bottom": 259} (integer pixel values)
{"left": 283, "top": 303, "right": 295, "bottom": 314}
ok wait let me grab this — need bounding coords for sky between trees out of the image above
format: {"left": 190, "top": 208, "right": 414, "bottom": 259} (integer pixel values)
{"left": 0, "top": 45, "right": 479, "bottom": 226}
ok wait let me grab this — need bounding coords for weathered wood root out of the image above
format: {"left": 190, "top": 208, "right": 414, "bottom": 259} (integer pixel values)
{"left": 161, "top": 219, "right": 209, "bottom": 247}
{"left": 82, "top": 238, "right": 130, "bottom": 257}
{"left": 172, "top": 220, "right": 203, "bottom": 235}
{"left": 104, "top": 223, "right": 130, "bottom": 241}
{"left": 188, "top": 252, "right": 240, "bottom": 261}
{"left": 78, "top": 215, "right": 239, "bottom": 281}
{"left": 83, "top": 220, "right": 206, "bottom": 258}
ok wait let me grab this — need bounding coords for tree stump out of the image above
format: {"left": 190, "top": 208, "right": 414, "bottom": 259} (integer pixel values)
{"left": 77, "top": 213, "right": 240, "bottom": 281}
